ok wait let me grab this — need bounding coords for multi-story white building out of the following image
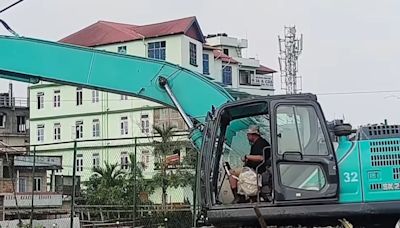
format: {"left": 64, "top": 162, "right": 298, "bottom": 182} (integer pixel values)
{"left": 206, "top": 33, "right": 276, "bottom": 96}
{"left": 29, "top": 16, "right": 276, "bottom": 204}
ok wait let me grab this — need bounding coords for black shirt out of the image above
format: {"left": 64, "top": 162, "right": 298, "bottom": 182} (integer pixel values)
{"left": 245, "top": 137, "right": 271, "bottom": 173}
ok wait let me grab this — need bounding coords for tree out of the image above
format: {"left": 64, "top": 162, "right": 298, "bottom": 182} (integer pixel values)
{"left": 151, "top": 125, "right": 197, "bottom": 208}
{"left": 84, "top": 162, "right": 126, "bottom": 205}
{"left": 92, "top": 163, "right": 124, "bottom": 187}
{"left": 83, "top": 155, "right": 156, "bottom": 206}
{"left": 124, "top": 153, "right": 155, "bottom": 205}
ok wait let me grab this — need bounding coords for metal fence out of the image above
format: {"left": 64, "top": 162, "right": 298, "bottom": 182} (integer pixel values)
{"left": 0, "top": 134, "right": 198, "bottom": 228}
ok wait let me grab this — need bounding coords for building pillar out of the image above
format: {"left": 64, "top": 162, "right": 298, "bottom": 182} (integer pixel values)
{"left": 51, "top": 170, "right": 55, "bottom": 192}
{"left": 16, "top": 170, "right": 19, "bottom": 192}
{"left": 0, "top": 158, "right": 3, "bottom": 179}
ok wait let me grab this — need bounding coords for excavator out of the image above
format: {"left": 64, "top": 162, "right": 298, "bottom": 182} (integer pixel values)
{"left": 1, "top": 35, "right": 400, "bottom": 228}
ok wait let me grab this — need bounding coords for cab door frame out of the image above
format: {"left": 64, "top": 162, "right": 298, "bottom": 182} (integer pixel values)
{"left": 270, "top": 99, "right": 339, "bottom": 205}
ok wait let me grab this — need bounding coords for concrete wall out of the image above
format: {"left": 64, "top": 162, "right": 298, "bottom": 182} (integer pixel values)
{"left": 202, "top": 49, "right": 215, "bottom": 78}
{"left": 29, "top": 84, "right": 161, "bottom": 144}
{"left": 181, "top": 36, "right": 203, "bottom": 73}
{"left": 0, "top": 107, "right": 29, "bottom": 146}
{"left": 0, "top": 217, "right": 80, "bottom": 228}
{"left": 99, "top": 35, "right": 185, "bottom": 68}
{"left": 17, "top": 169, "right": 47, "bottom": 193}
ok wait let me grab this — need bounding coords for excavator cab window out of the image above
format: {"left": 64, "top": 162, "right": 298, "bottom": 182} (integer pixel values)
{"left": 275, "top": 105, "right": 329, "bottom": 191}
{"left": 271, "top": 101, "right": 338, "bottom": 202}
{"left": 206, "top": 98, "right": 338, "bottom": 209}
{"left": 209, "top": 101, "right": 271, "bottom": 205}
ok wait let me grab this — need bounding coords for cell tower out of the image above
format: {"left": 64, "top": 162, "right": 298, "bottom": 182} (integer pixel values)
{"left": 278, "top": 26, "right": 303, "bottom": 94}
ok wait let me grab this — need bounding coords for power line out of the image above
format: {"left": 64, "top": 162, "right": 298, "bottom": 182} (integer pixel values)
{"left": 315, "top": 89, "right": 400, "bottom": 96}
{"left": 0, "top": 0, "right": 24, "bottom": 14}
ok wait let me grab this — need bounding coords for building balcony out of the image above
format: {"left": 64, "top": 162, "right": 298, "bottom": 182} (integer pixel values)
{"left": 2, "top": 192, "right": 63, "bottom": 208}
{"left": 0, "top": 97, "right": 28, "bottom": 108}
{"left": 206, "top": 35, "right": 248, "bottom": 48}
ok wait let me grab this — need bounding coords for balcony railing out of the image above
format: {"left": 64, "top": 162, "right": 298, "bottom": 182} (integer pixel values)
{"left": 2, "top": 192, "right": 63, "bottom": 208}
{"left": 0, "top": 97, "right": 28, "bottom": 107}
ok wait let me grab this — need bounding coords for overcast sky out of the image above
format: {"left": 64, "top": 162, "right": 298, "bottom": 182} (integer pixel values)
{"left": 1, "top": 0, "right": 400, "bottom": 127}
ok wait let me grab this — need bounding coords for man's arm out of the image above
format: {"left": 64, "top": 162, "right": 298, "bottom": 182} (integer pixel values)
{"left": 244, "top": 155, "right": 264, "bottom": 162}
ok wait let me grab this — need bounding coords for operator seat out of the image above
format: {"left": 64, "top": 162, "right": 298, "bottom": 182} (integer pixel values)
{"left": 257, "top": 146, "right": 273, "bottom": 202}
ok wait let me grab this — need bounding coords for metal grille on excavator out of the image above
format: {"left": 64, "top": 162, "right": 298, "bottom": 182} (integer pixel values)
{"left": 358, "top": 124, "right": 400, "bottom": 140}
{"left": 363, "top": 138, "right": 400, "bottom": 200}
{"left": 370, "top": 140, "right": 400, "bottom": 167}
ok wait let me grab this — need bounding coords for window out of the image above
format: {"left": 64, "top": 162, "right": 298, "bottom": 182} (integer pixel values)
{"left": 0, "top": 95, "right": 10, "bottom": 107}
{"left": 203, "top": 54, "right": 209, "bottom": 75}
{"left": 92, "top": 119, "right": 100, "bottom": 137}
{"left": 76, "top": 88, "right": 83, "bottom": 106}
{"left": 141, "top": 150, "right": 150, "bottom": 168}
{"left": 54, "top": 123, "right": 61, "bottom": 141}
{"left": 37, "top": 124, "right": 44, "bottom": 142}
{"left": 117, "top": 46, "right": 127, "bottom": 54}
{"left": 222, "top": 66, "right": 232, "bottom": 85}
{"left": 2, "top": 166, "right": 10, "bottom": 178}
{"left": 141, "top": 114, "right": 150, "bottom": 134}
{"left": 210, "top": 102, "right": 271, "bottom": 204}
{"left": 223, "top": 48, "right": 229, "bottom": 56}
{"left": 92, "top": 90, "right": 99, "bottom": 103}
{"left": 92, "top": 153, "right": 100, "bottom": 169}
{"left": 33, "top": 177, "right": 42, "bottom": 192}
{"left": 37, "top": 92, "right": 44, "bottom": 109}
{"left": 18, "top": 177, "right": 27, "bottom": 192}
{"left": 120, "top": 117, "right": 128, "bottom": 135}
{"left": 120, "top": 152, "right": 129, "bottom": 170}
{"left": 75, "top": 121, "right": 83, "bottom": 139}
{"left": 239, "top": 70, "right": 255, "bottom": 85}
{"left": 279, "top": 164, "right": 326, "bottom": 191}
{"left": 120, "top": 95, "right": 128, "bottom": 100}
{"left": 53, "top": 90, "right": 61, "bottom": 107}
{"left": 276, "top": 105, "right": 329, "bottom": 156}
{"left": 17, "top": 116, "right": 26, "bottom": 133}
{"left": 0, "top": 113, "right": 6, "bottom": 128}
{"left": 76, "top": 154, "right": 83, "bottom": 172}
{"left": 148, "top": 41, "right": 166, "bottom": 60}
{"left": 190, "top": 42, "right": 197, "bottom": 66}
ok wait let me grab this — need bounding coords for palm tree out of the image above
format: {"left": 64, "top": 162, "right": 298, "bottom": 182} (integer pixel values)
{"left": 92, "top": 162, "right": 124, "bottom": 188}
{"left": 84, "top": 162, "right": 125, "bottom": 205}
{"left": 151, "top": 125, "right": 196, "bottom": 209}
{"left": 126, "top": 153, "right": 155, "bottom": 204}
{"left": 152, "top": 125, "right": 179, "bottom": 209}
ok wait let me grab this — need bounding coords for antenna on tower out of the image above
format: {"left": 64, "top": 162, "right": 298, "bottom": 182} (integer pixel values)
{"left": 278, "top": 26, "right": 303, "bottom": 94}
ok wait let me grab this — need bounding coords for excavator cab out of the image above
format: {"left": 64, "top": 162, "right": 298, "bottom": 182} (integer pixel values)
{"left": 198, "top": 94, "right": 339, "bottom": 226}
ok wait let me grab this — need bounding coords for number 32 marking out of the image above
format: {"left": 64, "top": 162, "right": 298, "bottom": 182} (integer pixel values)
{"left": 344, "top": 172, "right": 359, "bottom": 183}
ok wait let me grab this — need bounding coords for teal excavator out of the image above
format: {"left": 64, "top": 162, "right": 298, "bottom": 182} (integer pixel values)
{"left": 1, "top": 35, "right": 400, "bottom": 227}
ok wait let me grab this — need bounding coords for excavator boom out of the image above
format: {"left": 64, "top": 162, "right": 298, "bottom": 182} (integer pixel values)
{"left": 0, "top": 35, "right": 235, "bottom": 147}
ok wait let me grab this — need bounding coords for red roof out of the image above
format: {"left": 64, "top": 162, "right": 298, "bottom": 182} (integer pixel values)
{"left": 256, "top": 64, "right": 277, "bottom": 74}
{"left": 60, "top": 16, "right": 205, "bottom": 47}
{"left": 213, "top": 50, "right": 239, "bottom": 64}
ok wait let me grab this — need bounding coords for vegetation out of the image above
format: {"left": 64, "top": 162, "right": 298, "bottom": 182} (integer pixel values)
{"left": 151, "top": 125, "right": 197, "bottom": 208}
{"left": 82, "top": 125, "right": 197, "bottom": 207}
{"left": 83, "top": 159, "right": 155, "bottom": 206}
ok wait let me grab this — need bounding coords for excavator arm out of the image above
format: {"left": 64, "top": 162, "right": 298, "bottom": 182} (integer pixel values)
{"left": 0, "top": 35, "right": 235, "bottom": 148}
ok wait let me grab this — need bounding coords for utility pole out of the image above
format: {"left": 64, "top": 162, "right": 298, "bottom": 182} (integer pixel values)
{"left": 278, "top": 26, "right": 303, "bottom": 94}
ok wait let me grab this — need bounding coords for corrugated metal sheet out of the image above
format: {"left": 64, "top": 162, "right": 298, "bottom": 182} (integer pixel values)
{"left": 256, "top": 64, "right": 277, "bottom": 74}
{"left": 213, "top": 50, "right": 239, "bottom": 64}
{"left": 60, "top": 16, "right": 205, "bottom": 47}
